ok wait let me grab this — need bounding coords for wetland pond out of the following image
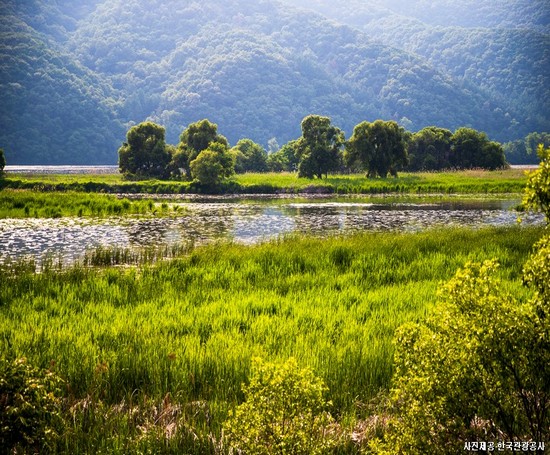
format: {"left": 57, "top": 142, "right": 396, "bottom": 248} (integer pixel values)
{"left": 0, "top": 195, "right": 544, "bottom": 265}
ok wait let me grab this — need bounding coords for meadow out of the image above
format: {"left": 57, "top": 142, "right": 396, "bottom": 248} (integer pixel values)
{"left": 1, "top": 168, "right": 530, "bottom": 196}
{"left": 0, "top": 225, "right": 544, "bottom": 453}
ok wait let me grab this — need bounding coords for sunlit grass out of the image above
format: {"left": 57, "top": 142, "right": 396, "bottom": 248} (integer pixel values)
{"left": 0, "top": 189, "right": 177, "bottom": 218}
{"left": 0, "top": 225, "right": 543, "bottom": 452}
{"left": 1, "top": 168, "right": 529, "bottom": 195}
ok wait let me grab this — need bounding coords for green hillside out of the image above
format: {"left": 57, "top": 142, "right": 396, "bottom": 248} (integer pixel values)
{"left": 284, "top": 0, "right": 550, "bottom": 140}
{"left": 0, "top": 0, "right": 547, "bottom": 164}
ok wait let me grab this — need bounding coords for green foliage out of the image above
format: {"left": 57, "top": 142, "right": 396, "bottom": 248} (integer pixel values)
{"left": 189, "top": 141, "right": 234, "bottom": 186}
{"left": 1, "top": 168, "right": 531, "bottom": 197}
{"left": 504, "top": 133, "right": 550, "bottom": 165}
{"left": 406, "top": 126, "right": 452, "bottom": 171}
{"left": 0, "top": 226, "right": 542, "bottom": 450}
{"left": 224, "top": 357, "right": 336, "bottom": 454}
{"left": 0, "top": 11, "right": 122, "bottom": 165}
{"left": 523, "top": 145, "right": 550, "bottom": 222}
{"left": 0, "top": 357, "right": 65, "bottom": 453}
{"left": 451, "top": 127, "right": 506, "bottom": 170}
{"left": 375, "top": 232, "right": 550, "bottom": 453}
{"left": 345, "top": 120, "right": 408, "bottom": 177}
{"left": 118, "top": 122, "right": 172, "bottom": 179}
{"left": 0, "top": 190, "right": 164, "bottom": 218}
{"left": 296, "top": 115, "right": 344, "bottom": 179}
{"left": 176, "top": 119, "right": 229, "bottom": 178}
{"left": 2, "top": 0, "right": 546, "bottom": 164}
{"left": 289, "top": 1, "right": 549, "bottom": 141}
{"left": 230, "top": 138, "right": 268, "bottom": 173}
{"left": 267, "top": 140, "right": 300, "bottom": 172}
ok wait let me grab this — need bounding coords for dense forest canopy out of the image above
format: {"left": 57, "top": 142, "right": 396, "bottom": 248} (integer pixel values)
{"left": 0, "top": 0, "right": 547, "bottom": 164}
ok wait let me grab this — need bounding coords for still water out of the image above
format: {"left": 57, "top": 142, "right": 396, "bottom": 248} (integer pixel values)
{"left": 0, "top": 197, "right": 544, "bottom": 265}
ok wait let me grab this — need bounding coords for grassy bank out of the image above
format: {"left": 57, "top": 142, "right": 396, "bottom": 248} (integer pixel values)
{"left": 0, "top": 189, "right": 182, "bottom": 218}
{"left": 0, "top": 226, "right": 543, "bottom": 453}
{"left": 1, "top": 168, "right": 529, "bottom": 195}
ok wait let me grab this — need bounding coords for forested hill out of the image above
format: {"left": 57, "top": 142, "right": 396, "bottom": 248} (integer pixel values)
{"left": 283, "top": 0, "right": 550, "bottom": 143}
{"left": 1, "top": 0, "right": 547, "bottom": 164}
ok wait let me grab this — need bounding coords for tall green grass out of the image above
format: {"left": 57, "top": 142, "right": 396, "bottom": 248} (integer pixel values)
{"left": 0, "top": 226, "right": 543, "bottom": 452}
{"left": 0, "top": 189, "right": 180, "bottom": 218}
{"left": 2, "top": 168, "right": 529, "bottom": 195}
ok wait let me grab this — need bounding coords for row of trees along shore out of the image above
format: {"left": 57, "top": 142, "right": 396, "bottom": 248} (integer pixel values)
{"left": 118, "top": 115, "right": 545, "bottom": 184}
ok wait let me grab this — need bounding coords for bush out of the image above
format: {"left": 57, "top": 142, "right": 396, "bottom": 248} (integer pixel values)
{"left": 224, "top": 357, "right": 336, "bottom": 454}
{"left": 0, "top": 358, "right": 65, "bottom": 453}
{"left": 523, "top": 145, "right": 550, "bottom": 221}
{"left": 373, "top": 240, "right": 550, "bottom": 454}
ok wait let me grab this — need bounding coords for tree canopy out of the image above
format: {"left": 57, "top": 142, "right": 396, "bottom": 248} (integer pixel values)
{"left": 450, "top": 127, "right": 506, "bottom": 170}
{"left": 189, "top": 141, "right": 234, "bottom": 186}
{"left": 118, "top": 121, "right": 172, "bottom": 178}
{"left": 407, "top": 126, "right": 452, "bottom": 171}
{"left": 295, "top": 115, "right": 344, "bottom": 179}
{"left": 345, "top": 120, "right": 408, "bottom": 177}
{"left": 230, "top": 139, "right": 268, "bottom": 173}
{"left": 177, "top": 119, "right": 228, "bottom": 178}
{"left": 0, "top": 148, "right": 5, "bottom": 173}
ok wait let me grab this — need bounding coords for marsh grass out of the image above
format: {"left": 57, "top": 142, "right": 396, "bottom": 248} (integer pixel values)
{"left": 0, "top": 225, "right": 543, "bottom": 452}
{"left": 0, "top": 189, "right": 179, "bottom": 218}
{"left": 2, "top": 169, "right": 528, "bottom": 196}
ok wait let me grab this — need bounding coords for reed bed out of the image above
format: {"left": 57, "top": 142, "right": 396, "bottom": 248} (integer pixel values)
{"left": 0, "top": 226, "right": 543, "bottom": 453}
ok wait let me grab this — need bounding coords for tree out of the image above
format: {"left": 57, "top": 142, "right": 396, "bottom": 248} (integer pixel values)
{"left": 176, "top": 119, "right": 229, "bottom": 178}
{"left": 504, "top": 133, "right": 549, "bottom": 165}
{"left": 189, "top": 141, "right": 234, "bottom": 186}
{"left": 267, "top": 139, "right": 300, "bottom": 172}
{"left": 230, "top": 138, "right": 268, "bottom": 173}
{"left": 118, "top": 122, "right": 172, "bottom": 179}
{"left": 523, "top": 145, "right": 550, "bottom": 222}
{"left": 450, "top": 127, "right": 506, "bottom": 170}
{"left": 0, "top": 148, "right": 5, "bottom": 174}
{"left": 345, "top": 120, "right": 407, "bottom": 177}
{"left": 224, "top": 358, "right": 336, "bottom": 454}
{"left": 295, "top": 115, "right": 344, "bottom": 179}
{"left": 526, "top": 133, "right": 550, "bottom": 157}
{"left": 406, "top": 126, "right": 452, "bottom": 171}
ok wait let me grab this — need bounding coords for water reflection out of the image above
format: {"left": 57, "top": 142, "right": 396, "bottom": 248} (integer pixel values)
{"left": 0, "top": 198, "right": 544, "bottom": 265}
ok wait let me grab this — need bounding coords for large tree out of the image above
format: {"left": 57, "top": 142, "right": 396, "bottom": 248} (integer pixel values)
{"left": 189, "top": 141, "right": 234, "bottom": 186}
{"left": 230, "top": 138, "right": 268, "bottom": 173}
{"left": 407, "top": 126, "right": 452, "bottom": 171}
{"left": 345, "top": 120, "right": 408, "bottom": 177}
{"left": 176, "top": 119, "right": 229, "bottom": 178}
{"left": 295, "top": 115, "right": 344, "bottom": 179}
{"left": 118, "top": 122, "right": 172, "bottom": 178}
{"left": 450, "top": 127, "right": 506, "bottom": 170}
